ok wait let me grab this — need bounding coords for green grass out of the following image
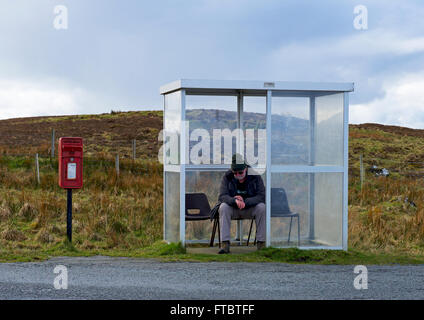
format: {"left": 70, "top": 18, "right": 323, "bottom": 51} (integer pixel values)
{"left": 0, "top": 156, "right": 34, "bottom": 170}
{"left": 2, "top": 240, "right": 424, "bottom": 264}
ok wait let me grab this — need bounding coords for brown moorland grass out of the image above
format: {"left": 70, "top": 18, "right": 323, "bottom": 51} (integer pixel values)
{"left": 349, "top": 175, "right": 424, "bottom": 255}
{"left": 0, "top": 154, "right": 424, "bottom": 259}
{"left": 0, "top": 113, "right": 424, "bottom": 262}
{"left": 0, "top": 157, "right": 163, "bottom": 254}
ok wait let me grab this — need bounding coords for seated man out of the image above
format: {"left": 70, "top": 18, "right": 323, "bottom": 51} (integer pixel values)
{"left": 218, "top": 153, "right": 266, "bottom": 254}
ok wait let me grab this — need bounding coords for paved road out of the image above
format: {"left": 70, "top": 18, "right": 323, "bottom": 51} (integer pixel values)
{"left": 0, "top": 256, "right": 423, "bottom": 299}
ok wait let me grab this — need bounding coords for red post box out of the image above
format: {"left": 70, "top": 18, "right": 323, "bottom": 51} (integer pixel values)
{"left": 58, "top": 137, "right": 83, "bottom": 189}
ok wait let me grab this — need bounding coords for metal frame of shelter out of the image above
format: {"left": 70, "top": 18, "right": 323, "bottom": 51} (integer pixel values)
{"left": 160, "top": 79, "right": 354, "bottom": 250}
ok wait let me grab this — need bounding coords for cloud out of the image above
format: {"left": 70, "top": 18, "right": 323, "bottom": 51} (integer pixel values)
{"left": 265, "top": 27, "right": 424, "bottom": 119}
{"left": 0, "top": 78, "right": 97, "bottom": 120}
{"left": 350, "top": 73, "right": 424, "bottom": 129}
{"left": 0, "top": 1, "right": 423, "bottom": 129}
{"left": 274, "top": 30, "right": 424, "bottom": 60}
{"left": 268, "top": 29, "right": 424, "bottom": 78}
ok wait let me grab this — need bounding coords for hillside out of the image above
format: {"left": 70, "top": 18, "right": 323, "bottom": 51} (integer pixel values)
{"left": 0, "top": 111, "right": 163, "bottom": 159}
{"left": 1, "top": 110, "right": 424, "bottom": 261}
{"left": 349, "top": 123, "right": 424, "bottom": 177}
{"left": 1, "top": 110, "right": 424, "bottom": 174}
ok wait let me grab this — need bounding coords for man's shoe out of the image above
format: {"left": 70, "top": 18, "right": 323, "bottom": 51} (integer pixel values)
{"left": 256, "top": 241, "right": 265, "bottom": 251}
{"left": 218, "top": 241, "right": 230, "bottom": 254}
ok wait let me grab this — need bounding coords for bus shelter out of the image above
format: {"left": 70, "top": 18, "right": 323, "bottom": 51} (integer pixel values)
{"left": 160, "top": 79, "right": 353, "bottom": 250}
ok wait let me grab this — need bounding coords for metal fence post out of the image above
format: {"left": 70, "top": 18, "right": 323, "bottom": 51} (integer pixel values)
{"left": 132, "top": 139, "right": 136, "bottom": 160}
{"left": 51, "top": 129, "right": 55, "bottom": 158}
{"left": 360, "top": 154, "right": 364, "bottom": 191}
{"left": 115, "top": 154, "right": 120, "bottom": 177}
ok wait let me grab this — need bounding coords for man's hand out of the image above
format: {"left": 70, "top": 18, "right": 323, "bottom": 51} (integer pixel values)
{"left": 235, "top": 197, "right": 245, "bottom": 210}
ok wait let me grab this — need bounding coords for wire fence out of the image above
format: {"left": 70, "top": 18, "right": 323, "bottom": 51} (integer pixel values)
{"left": 1, "top": 129, "right": 424, "bottom": 180}
{"left": 349, "top": 155, "right": 424, "bottom": 179}
{"left": 2, "top": 152, "right": 424, "bottom": 186}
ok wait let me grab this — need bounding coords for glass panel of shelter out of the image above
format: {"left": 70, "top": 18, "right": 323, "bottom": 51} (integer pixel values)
{"left": 182, "top": 90, "right": 344, "bottom": 248}
{"left": 269, "top": 91, "right": 344, "bottom": 248}
{"left": 163, "top": 91, "right": 182, "bottom": 243}
{"left": 184, "top": 92, "right": 267, "bottom": 244}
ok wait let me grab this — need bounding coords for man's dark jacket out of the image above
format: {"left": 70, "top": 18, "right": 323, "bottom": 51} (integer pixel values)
{"left": 218, "top": 169, "right": 265, "bottom": 208}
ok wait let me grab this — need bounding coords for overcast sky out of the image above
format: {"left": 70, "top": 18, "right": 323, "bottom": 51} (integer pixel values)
{"left": 0, "top": 0, "right": 423, "bottom": 128}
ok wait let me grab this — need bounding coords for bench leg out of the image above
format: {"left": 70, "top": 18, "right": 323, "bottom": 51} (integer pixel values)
{"left": 237, "top": 220, "right": 243, "bottom": 246}
{"left": 288, "top": 216, "right": 293, "bottom": 244}
{"left": 218, "top": 218, "right": 221, "bottom": 248}
{"left": 297, "top": 215, "right": 300, "bottom": 246}
{"left": 210, "top": 218, "right": 217, "bottom": 247}
{"left": 247, "top": 219, "right": 254, "bottom": 246}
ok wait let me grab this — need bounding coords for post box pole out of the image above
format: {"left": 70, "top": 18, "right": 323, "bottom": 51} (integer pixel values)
{"left": 67, "top": 188, "right": 72, "bottom": 242}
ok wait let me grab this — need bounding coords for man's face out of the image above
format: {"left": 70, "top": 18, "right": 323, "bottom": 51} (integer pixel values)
{"left": 233, "top": 168, "right": 247, "bottom": 180}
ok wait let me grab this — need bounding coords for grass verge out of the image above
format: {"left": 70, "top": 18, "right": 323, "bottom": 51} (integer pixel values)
{"left": 2, "top": 240, "right": 424, "bottom": 265}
